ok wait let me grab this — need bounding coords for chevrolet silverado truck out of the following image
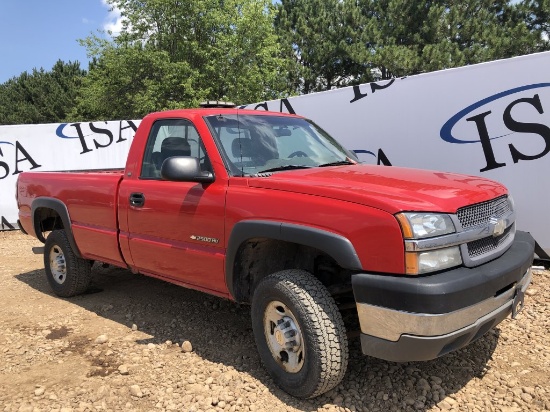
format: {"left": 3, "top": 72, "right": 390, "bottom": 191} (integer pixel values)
{"left": 17, "top": 103, "right": 535, "bottom": 398}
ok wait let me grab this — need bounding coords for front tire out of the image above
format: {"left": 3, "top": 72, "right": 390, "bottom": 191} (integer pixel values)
{"left": 44, "top": 230, "right": 92, "bottom": 297}
{"left": 251, "top": 270, "right": 348, "bottom": 398}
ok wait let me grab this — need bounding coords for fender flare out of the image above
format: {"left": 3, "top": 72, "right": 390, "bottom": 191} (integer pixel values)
{"left": 225, "top": 220, "right": 362, "bottom": 300}
{"left": 31, "top": 197, "right": 82, "bottom": 258}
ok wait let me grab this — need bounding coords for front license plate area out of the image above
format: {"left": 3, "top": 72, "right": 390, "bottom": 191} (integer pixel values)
{"left": 511, "top": 288, "right": 525, "bottom": 319}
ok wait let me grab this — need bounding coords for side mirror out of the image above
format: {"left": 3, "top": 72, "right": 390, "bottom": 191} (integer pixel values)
{"left": 161, "top": 157, "right": 214, "bottom": 183}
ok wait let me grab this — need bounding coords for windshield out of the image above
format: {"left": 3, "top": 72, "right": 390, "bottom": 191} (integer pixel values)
{"left": 204, "top": 114, "right": 356, "bottom": 176}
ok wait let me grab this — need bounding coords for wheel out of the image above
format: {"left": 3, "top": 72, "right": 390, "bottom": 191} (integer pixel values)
{"left": 44, "top": 230, "right": 92, "bottom": 297}
{"left": 288, "top": 150, "right": 308, "bottom": 158}
{"left": 251, "top": 270, "right": 348, "bottom": 398}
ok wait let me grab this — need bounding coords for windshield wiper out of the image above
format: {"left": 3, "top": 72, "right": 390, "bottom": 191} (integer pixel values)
{"left": 318, "top": 160, "right": 355, "bottom": 167}
{"left": 257, "top": 165, "right": 313, "bottom": 173}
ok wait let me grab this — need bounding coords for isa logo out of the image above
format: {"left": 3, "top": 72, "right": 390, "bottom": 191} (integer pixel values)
{"left": 440, "top": 83, "right": 550, "bottom": 172}
{"left": 0, "top": 140, "right": 41, "bottom": 180}
{"left": 56, "top": 120, "right": 138, "bottom": 155}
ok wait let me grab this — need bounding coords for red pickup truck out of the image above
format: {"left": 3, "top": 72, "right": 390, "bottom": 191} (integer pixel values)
{"left": 17, "top": 104, "right": 535, "bottom": 398}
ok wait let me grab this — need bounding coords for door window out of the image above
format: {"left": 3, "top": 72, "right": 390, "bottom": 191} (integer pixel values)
{"left": 141, "top": 119, "right": 211, "bottom": 178}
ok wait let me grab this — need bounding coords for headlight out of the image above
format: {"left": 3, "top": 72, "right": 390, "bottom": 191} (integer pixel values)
{"left": 405, "top": 246, "right": 462, "bottom": 275}
{"left": 396, "top": 212, "right": 455, "bottom": 239}
{"left": 396, "top": 212, "right": 461, "bottom": 275}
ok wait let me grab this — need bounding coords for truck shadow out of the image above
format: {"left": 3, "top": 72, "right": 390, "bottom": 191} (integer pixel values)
{"left": 16, "top": 264, "right": 500, "bottom": 411}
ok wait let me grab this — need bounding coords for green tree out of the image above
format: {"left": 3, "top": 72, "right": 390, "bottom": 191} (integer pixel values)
{"left": 0, "top": 60, "right": 85, "bottom": 125}
{"left": 275, "top": 0, "right": 373, "bottom": 94}
{"left": 71, "top": 44, "right": 200, "bottom": 121}
{"left": 277, "top": 0, "right": 549, "bottom": 87}
{"left": 443, "top": 0, "right": 539, "bottom": 65}
{"left": 518, "top": 0, "right": 550, "bottom": 50}
{"left": 75, "top": 0, "right": 290, "bottom": 119}
{"left": 353, "top": 0, "right": 545, "bottom": 79}
{"left": 353, "top": 0, "right": 449, "bottom": 78}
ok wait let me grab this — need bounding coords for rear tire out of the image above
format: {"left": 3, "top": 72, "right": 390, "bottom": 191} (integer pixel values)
{"left": 251, "top": 269, "right": 348, "bottom": 398}
{"left": 44, "top": 230, "right": 92, "bottom": 297}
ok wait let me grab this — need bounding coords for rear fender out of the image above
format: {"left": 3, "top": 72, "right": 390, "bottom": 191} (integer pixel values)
{"left": 31, "top": 198, "right": 81, "bottom": 258}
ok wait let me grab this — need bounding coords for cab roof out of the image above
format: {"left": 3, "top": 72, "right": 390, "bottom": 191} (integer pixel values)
{"left": 143, "top": 107, "right": 303, "bottom": 121}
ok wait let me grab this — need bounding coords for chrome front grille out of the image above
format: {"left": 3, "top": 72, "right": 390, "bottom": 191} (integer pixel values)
{"left": 455, "top": 195, "right": 515, "bottom": 266}
{"left": 467, "top": 225, "right": 514, "bottom": 258}
{"left": 457, "top": 195, "right": 511, "bottom": 229}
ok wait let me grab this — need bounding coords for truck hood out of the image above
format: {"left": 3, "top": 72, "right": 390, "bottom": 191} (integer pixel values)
{"left": 246, "top": 164, "right": 507, "bottom": 214}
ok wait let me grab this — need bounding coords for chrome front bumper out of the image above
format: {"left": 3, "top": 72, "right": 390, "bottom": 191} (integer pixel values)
{"left": 356, "top": 267, "right": 532, "bottom": 342}
{"left": 353, "top": 230, "right": 535, "bottom": 362}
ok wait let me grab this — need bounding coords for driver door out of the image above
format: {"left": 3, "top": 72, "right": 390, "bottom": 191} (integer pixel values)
{"left": 119, "top": 118, "right": 227, "bottom": 293}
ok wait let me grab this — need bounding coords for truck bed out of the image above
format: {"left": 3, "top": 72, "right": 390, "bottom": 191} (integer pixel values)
{"left": 17, "top": 170, "right": 126, "bottom": 266}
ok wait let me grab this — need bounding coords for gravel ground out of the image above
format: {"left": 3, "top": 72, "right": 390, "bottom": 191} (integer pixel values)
{"left": 0, "top": 230, "right": 549, "bottom": 412}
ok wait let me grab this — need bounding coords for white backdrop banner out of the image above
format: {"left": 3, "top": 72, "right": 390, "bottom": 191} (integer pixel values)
{"left": 2, "top": 51, "right": 549, "bottom": 256}
{"left": 0, "top": 120, "right": 140, "bottom": 229}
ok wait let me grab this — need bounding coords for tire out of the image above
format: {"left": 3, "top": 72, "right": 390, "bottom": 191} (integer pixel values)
{"left": 44, "top": 230, "right": 92, "bottom": 297}
{"left": 251, "top": 269, "right": 348, "bottom": 398}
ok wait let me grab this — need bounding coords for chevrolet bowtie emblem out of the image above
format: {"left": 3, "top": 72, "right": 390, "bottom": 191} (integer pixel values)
{"left": 489, "top": 217, "right": 506, "bottom": 237}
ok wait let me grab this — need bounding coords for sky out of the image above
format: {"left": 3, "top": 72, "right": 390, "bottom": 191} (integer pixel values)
{"left": 0, "top": 0, "right": 122, "bottom": 83}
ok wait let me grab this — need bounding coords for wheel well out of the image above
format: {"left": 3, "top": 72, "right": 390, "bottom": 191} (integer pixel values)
{"left": 232, "top": 238, "right": 352, "bottom": 303}
{"left": 34, "top": 207, "right": 64, "bottom": 243}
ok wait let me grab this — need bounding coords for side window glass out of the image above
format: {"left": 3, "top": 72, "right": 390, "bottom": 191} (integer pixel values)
{"left": 141, "top": 119, "right": 212, "bottom": 179}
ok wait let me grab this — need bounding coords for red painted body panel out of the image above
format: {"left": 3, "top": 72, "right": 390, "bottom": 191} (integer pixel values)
{"left": 245, "top": 166, "right": 506, "bottom": 214}
{"left": 17, "top": 108, "right": 510, "bottom": 292}
{"left": 118, "top": 178, "right": 227, "bottom": 292}
{"left": 225, "top": 181, "right": 405, "bottom": 273}
{"left": 17, "top": 171, "right": 125, "bottom": 266}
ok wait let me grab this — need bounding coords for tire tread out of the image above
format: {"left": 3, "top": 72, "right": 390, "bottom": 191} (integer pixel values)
{"left": 253, "top": 269, "right": 348, "bottom": 398}
{"left": 44, "top": 230, "right": 92, "bottom": 297}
